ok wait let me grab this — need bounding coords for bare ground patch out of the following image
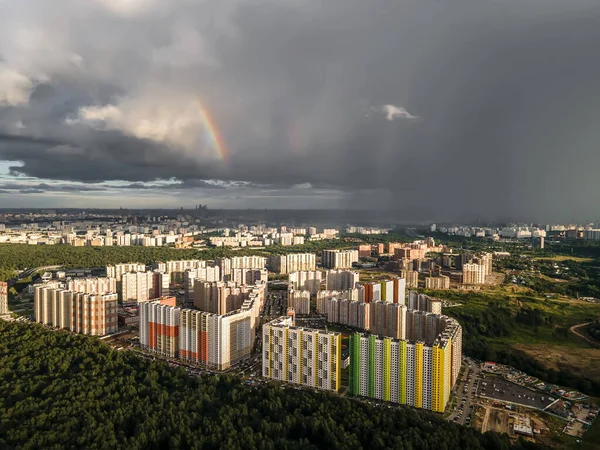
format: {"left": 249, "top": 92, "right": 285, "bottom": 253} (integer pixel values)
{"left": 513, "top": 343, "right": 600, "bottom": 382}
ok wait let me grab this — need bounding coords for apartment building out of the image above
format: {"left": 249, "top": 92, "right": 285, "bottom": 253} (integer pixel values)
{"left": 140, "top": 297, "right": 256, "bottom": 370}
{"left": 216, "top": 256, "right": 268, "bottom": 279}
{"left": 34, "top": 285, "right": 118, "bottom": 336}
{"left": 370, "top": 301, "right": 407, "bottom": 339}
{"left": 262, "top": 316, "right": 342, "bottom": 392}
{"left": 287, "top": 288, "right": 311, "bottom": 315}
{"left": 231, "top": 268, "right": 268, "bottom": 286}
{"left": 0, "top": 281, "right": 8, "bottom": 315}
{"left": 462, "top": 263, "right": 486, "bottom": 285}
{"left": 358, "top": 244, "right": 372, "bottom": 258}
{"left": 361, "top": 278, "right": 406, "bottom": 304}
{"left": 321, "top": 249, "right": 359, "bottom": 269}
{"left": 155, "top": 260, "right": 207, "bottom": 282}
{"left": 153, "top": 271, "right": 171, "bottom": 298}
{"left": 325, "top": 269, "right": 359, "bottom": 291}
{"left": 184, "top": 266, "right": 221, "bottom": 300}
{"left": 194, "top": 281, "right": 246, "bottom": 314}
{"left": 106, "top": 263, "right": 146, "bottom": 281}
{"left": 288, "top": 270, "right": 322, "bottom": 295}
{"left": 66, "top": 277, "right": 117, "bottom": 295}
{"left": 139, "top": 299, "right": 181, "bottom": 358}
{"left": 349, "top": 315, "right": 461, "bottom": 412}
{"left": 407, "top": 292, "right": 442, "bottom": 314}
{"left": 268, "top": 253, "right": 316, "bottom": 274}
{"left": 401, "top": 270, "right": 420, "bottom": 289}
{"left": 121, "top": 271, "right": 154, "bottom": 303}
{"left": 424, "top": 275, "right": 450, "bottom": 290}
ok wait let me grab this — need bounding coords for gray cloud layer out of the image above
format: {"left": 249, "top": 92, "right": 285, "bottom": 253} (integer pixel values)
{"left": 1, "top": 0, "right": 600, "bottom": 221}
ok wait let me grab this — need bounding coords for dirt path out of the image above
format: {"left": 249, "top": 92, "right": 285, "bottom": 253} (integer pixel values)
{"left": 481, "top": 406, "right": 491, "bottom": 433}
{"left": 570, "top": 322, "right": 599, "bottom": 345}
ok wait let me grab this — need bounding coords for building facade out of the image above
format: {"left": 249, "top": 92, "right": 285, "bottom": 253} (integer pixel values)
{"left": 140, "top": 297, "right": 256, "bottom": 370}
{"left": 407, "top": 292, "right": 442, "bottom": 314}
{"left": 349, "top": 315, "right": 460, "bottom": 412}
{"left": 262, "top": 316, "right": 342, "bottom": 392}
{"left": 287, "top": 288, "right": 311, "bottom": 315}
{"left": 66, "top": 277, "right": 117, "bottom": 295}
{"left": 288, "top": 270, "right": 322, "bottom": 295}
{"left": 425, "top": 275, "right": 450, "bottom": 290}
{"left": 34, "top": 285, "right": 118, "bottom": 336}
{"left": 0, "top": 281, "right": 8, "bottom": 315}
{"left": 325, "top": 269, "right": 360, "bottom": 291}
{"left": 321, "top": 250, "right": 359, "bottom": 269}
{"left": 268, "top": 253, "right": 316, "bottom": 274}
{"left": 462, "top": 263, "right": 486, "bottom": 285}
{"left": 121, "top": 271, "right": 154, "bottom": 303}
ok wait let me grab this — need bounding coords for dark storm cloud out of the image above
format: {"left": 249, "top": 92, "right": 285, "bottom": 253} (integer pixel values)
{"left": 0, "top": 0, "right": 599, "bottom": 219}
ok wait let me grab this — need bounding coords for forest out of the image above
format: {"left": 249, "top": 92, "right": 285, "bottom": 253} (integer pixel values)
{"left": 588, "top": 320, "right": 600, "bottom": 342}
{"left": 0, "top": 239, "right": 354, "bottom": 281}
{"left": 0, "top": 321, "right": 544, "bottom": 450}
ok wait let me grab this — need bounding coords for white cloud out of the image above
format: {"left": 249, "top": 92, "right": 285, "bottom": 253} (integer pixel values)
{"left": 92, "top": 0, "right": 161, "bottom": 17}
{"left": 0, "top": 65, "right": 33, "bottom": 106}
{"left": 381, "top": 104, "right": 418, "bottom": 121}
{"left": 66, "top": 92, "right": 222, "bottom": 159}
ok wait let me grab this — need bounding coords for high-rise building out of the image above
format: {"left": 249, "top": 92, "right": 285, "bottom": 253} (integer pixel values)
{"left": 106, "top": 263, "right": 146, "bottom": 281}
{"left": 66, "top": 277, "right": 117, "bottom": 295}
{"left": 369, "top": 301, "right": 407, "bottom": 339}
{"left": 401, "top": 270, "right": 419, "bottom": 289}
{"left": 316, "top": 294, "right": 371, "bottom": 331}
{"left": 325, "top": 269, "right": 360, "bottom": 291}
{"left": 268, "top": 253, "right": 316, "bottom": 274}
{"left": 153, "top": 271, "right": 171, "bottom": 298}
{"left": 231, "top": 268, "right": 268, "bottom": 286}
{"left": 34, "top": 286, "right": 118, "bottom": 336}
{"left": 387, "top": 243, "right": 404, "bottom": 255}
{"left": 288, "top": 270, "right": 322, "bottom": 294}
{"left": 194, "top": 281, "right": 248, "bottom": 314}
{"left": 321, "top": 249, "right": 359, "bottom": 269}
{"left": 360, "top": 278, "right": 406, "bottom": 304}
{"left": 0, "top": 281, "right": 8, "bottom": 315}
{"left": 462, "top": 263, "right": 486, "bottom": 284}
{"left": 476, "top": 253, "right": 493, "bottom": 277}
{"left": 121, "top": 271, "right": 155, "bottom": 303}
{"left": 140, "top": 297, "right": 257, "bottom": 370}
{"left": 425, "top": 275, "right": 450, "bottom": 290}
{"left": 349, "top": 314, "right": 461, "bottom": 412}
{"left": 287, "top": 288, "right": 311, "bottom": 315}
{"left": 454, "top": 253, "right": 473, "bottom": 271}
{"left": 139, "top": 299, "right": 181, "bottom": 358}
{"left": 154, "top": 260, "right": 207, "bottom": 282}
{"left": 358, "top": 244, "right": 372, "bottom": 258}
{"left": 183, "top": 266, "right": 221, "bottom": 300}
{"left": 262, "top": 316, "right": 341, "bottom": 392}
{"left": 216, "top": 256, "right": 268, "bottom": 279}
{"left": 407, "top": 292, "right": 442, "bottom": 314}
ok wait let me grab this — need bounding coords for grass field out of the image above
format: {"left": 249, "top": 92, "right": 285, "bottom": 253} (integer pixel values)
{"left": 428, "top": 285, "right": 600, "bottom": 394}
{"left": 513, "top": 344, "right": 600, "bottom": 382}
{"left": 532, "top": 255, "right": 594, "bottom": 263}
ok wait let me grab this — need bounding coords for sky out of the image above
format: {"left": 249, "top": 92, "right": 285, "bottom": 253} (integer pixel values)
{"left": 1, "top": 0, "right": 600, "bottom": 222}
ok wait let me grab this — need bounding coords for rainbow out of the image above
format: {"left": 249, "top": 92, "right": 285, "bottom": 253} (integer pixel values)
{"left": 196, "top": 98, "right": 229, "bottom": 163}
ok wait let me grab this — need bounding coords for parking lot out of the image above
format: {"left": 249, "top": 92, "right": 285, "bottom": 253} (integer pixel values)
{"left": 478, "top": 376, "right": 554, "bottom": 410}
{"left": 295, "top": 316, "right": 328, "bottom": 329}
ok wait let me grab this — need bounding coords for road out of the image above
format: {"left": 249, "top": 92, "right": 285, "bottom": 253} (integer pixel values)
{"left": 447, "top": 358, "right": 482, "bottom": 426}
{"left": 570, "top": 322, "right": 599, "bottom": 345}
{"left": 8, "top": 265, "right": 62, "bottom": 287}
